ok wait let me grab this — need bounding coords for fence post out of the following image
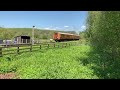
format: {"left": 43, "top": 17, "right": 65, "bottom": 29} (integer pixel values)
{"left": 40, "top": 44, "right": 41, "bottom": 49}
{"left": 17, "top": 46, "right": 19, "bottom": 54}
{"left": 48, "top": 44, "right": 49, "bottom": 48}
{"left": 54, "top": 43, "right": 55, "bottom": 48}
{"left": 69, "top": 43, "right": 70, "bottom": 46}
{"left": 0, "top": 48, "right": 2, "bottom": 57}
{"left": 30, "top": 44, "right": 32, "bottom": 52}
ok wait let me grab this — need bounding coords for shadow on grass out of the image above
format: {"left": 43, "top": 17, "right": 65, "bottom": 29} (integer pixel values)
{"left": 76, "top": 48, "right": 120, "bottom": 79}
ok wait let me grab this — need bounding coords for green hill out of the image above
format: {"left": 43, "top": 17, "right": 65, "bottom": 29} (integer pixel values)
{"left": 0, "top": 28, "right": 77, "bottom": 40}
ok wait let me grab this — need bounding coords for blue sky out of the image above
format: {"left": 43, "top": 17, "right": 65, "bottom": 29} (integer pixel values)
{"left": 0, "top": 11, "right": 88, "bottom": 32}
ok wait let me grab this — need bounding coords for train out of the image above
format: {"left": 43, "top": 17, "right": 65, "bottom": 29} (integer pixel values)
{"left": 53, "top": 32, "right": 80, "bottom": 42}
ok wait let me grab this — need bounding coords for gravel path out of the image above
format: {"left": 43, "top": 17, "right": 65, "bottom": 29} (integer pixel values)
{"left": 0, "top": 73, "right": 18, "bottom": 79}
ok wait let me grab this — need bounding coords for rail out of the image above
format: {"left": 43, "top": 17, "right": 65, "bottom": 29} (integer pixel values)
{"left": 0, "top": 41, "right": 79, "bottom": 57}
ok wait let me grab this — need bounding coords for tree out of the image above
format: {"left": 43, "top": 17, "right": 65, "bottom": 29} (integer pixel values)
{"left": 42, "top": 34, "right": 48, "bottom": 39}
{"left": 86, "top": 11, "right": 120, "bottom": 78}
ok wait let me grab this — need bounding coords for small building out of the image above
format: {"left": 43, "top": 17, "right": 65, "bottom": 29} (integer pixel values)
{"left": 0, "top": 39, "right": 3, "bottom": 44}
{"left": 14, "top": 35, "right": 31, "bottom": 44}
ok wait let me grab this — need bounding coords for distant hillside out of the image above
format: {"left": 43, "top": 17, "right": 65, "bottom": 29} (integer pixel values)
{"left": 0, "top": 28, "right": 77, "bottom": 40}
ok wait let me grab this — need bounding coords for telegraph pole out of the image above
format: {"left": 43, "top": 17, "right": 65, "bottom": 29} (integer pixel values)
{"left": 32, "top": 26, "right": 35, "bottom": 45}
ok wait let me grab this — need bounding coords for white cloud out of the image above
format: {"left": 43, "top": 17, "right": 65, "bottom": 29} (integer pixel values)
{"left": 51, "top": 28, "right": 56, "bottom": 30}
{"left": 64, "top": 26, "right": 69, "bottom": 28}
{"left": 38, "top": 26, "right": 61, "bottom": 30}
{"left": 43, "top": 27, "right": 57, "bottom": 30}
{"left": 81, "top": 25, "right": 86, "bottom": 31}
{"left": 44, "top": 28, "right": 50, "bottom": 30}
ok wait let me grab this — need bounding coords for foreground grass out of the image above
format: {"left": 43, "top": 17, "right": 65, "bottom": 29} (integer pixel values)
{"left": 0, "top": 45, "right": 98, "bottom": 79}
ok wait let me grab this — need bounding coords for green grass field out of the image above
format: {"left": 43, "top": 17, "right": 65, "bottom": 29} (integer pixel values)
{"left": 0, "top": 45, "right": 99, "bottom": 79}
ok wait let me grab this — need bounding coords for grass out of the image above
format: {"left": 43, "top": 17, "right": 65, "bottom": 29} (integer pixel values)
{"left": 0, "top": 45, "right": 99, "bottom": 79}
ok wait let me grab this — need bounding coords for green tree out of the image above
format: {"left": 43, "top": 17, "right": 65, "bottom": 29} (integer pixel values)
{"left": 86, "top": 11, "right": 120, "bottom": 78}
{"left": 42, "top": 34, "right": 48, "bottom": 39}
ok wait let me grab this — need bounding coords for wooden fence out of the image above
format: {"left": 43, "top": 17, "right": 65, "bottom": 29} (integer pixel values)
{"left": 0, "top": 42, "right": 79, "bottom": 57}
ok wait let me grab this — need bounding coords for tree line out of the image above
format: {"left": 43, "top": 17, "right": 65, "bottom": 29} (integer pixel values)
{"left": 85, "top": 11, "right": 120, "bottom": 78}
{"left": 0, "top": 28, "right": 77, "bottom": 40}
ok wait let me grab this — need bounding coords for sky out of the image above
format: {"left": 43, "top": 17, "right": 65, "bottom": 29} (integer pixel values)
{"left": 0, "top": 11, "right": 88, "bottom": 32}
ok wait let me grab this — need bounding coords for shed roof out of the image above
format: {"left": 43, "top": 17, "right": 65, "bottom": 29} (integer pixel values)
{"left": 15, "top": 35, "right": 30, "bottom": 37}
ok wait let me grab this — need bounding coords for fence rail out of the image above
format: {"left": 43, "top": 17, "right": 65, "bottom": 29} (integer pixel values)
{"left": 0, "top": 41, "right": 79, "bottom": 57}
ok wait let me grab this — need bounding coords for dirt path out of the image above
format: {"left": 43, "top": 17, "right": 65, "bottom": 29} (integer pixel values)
{"left": 0, "top": 73, "right": 18, "bottom": 79}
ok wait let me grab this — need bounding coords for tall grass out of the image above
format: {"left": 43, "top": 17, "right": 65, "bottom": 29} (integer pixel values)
{"left": 0, "top": 45, "right": 98, "bottom": 79}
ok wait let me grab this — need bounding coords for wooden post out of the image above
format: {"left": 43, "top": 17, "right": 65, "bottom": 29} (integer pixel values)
{"left": 30, "top": 44, "right": 32, "bottom": 52}
{"left": 48, "top": 44, "right": 49, "bottom": 48}
{"left": 66, "top": 43, "right": 67, "bottom": 47}
{"left": 17, "top": 46, "right": 19, "bottom": 54}
{"left": 54, "top": 43, "right": 55, "bottom": 48}
{"left": 0, "top": 48, "right": 2, "bottom": 57}
{"left": 40, "top": 45, "right": 41, "bottom": 49}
